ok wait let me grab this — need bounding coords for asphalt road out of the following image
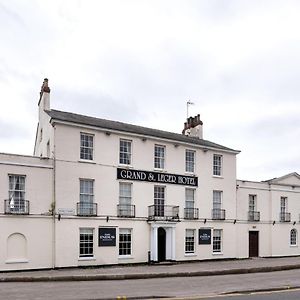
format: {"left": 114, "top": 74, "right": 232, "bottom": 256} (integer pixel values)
{"left": 199, "top": 289, "right": 300, "bottom": 300}
{"left": 2, "top": 269, "right": 300, "bottom": 300}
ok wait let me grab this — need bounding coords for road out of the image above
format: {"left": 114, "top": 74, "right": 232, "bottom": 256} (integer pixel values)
{"left": 199, "top": 289, "right": 300, "bottom": 300}
{"left": 1, "top": 269, "right": 300, "bottom": 300}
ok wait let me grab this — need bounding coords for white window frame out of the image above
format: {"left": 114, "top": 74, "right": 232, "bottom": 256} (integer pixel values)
{"left": 290, "top": 229, "right": 297, "bottom": 246}
{"left": 154, "top": 144, "right": 165, "bottom": 169}
{"left": 79, "top": 228, "right": 94, "bottom": 258}
{"left": 213, "top": 154, "right": 222, "bottom": 176}
{"left": 154, "top": 185, "right": 165, "bottom": 217}
{"left": 213, "top": 190, "right": 222, "bottom": 210}
{"left": 185, "top": 229, "right": 195, "bottom": 254}
{"left": 249, "top": 195, "right": 256, "bottom": 212}
{"left": 8, "top": 174, "right": 26, "bottom": 213}
{"left": 185, "top": 150, "right": 195, "bottom": 173}
{"left": 213, "top": 229, "right": 222, "bottom": 253}
{"left": 119, "top": 228, "right": 132, "bottom": 257}
{"left": 80, "top": 132, "right": 94, "bottom": 161}
{"left": 119, "top": 182, "right": 132, "bottom": 216}
{"left": 119, "top": 139, "right": 132, "bottom": 165}
{"left": 280, "top": 197, "right": 287, "bottom": 214}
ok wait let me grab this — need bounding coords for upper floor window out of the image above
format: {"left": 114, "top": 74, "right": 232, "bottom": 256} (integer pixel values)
{"left": 80, "top": 133, "right": 94, "bottom": 160}
{"left": 78, "top": 179, "right": 96, "bottom": 216}
{"left": 119, "top": 139, "right": 132, "bottom": 165}
{"left": 118, "top": 183, "right": 134, "bottom": 217}
{"left": 291, "top": 229, "right": 297, "bottom": 246}
{"left": 185, "top": 150, "right": 195, "bottom": 173}
{"left": 154, "top": 145, "right": 165, "bottom": 169}
{"left": 249, "top": 195, "right": 257, "bottom": 212}
{"left": 213, "top": 190, "right": 222, "bottom": 210}
{"left": 80, "top": 179, "right": 94, "bottom": 204}
{"left": 280, "top": 197, "right": 287, "bottom": 214}
{"left": 8, "top": 175, "right": 26, "bottom": 213}
{"left": 213, "top": 154, "right": 222, "bottom": 176}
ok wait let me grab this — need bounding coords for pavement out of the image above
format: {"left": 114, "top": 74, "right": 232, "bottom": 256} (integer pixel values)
{"left": 1, "top": 256, "right": 300, "bottom": 282}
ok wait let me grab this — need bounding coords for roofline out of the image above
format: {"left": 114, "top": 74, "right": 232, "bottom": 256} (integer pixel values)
{"left": 50, "top": 118, "right": 241, "bottom": 154}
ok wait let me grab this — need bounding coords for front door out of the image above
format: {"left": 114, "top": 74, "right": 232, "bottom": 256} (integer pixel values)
{"left": 158, "top": 227, "right": 166, "bottom": 262}
{"left": 249, "top": 231, "right": 259, "bottom": 257}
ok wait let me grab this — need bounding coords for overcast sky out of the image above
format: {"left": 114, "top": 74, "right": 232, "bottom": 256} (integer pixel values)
{"left": 0, "top": 0, "right": 300, "bottom": 181}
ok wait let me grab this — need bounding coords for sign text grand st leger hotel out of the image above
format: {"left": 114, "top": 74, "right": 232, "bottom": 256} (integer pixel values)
{"left": 117, "top": 168, "right": 198, "bottom": 187}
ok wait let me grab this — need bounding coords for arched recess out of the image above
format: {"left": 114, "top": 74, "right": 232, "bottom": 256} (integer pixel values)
{"left": 6, "top": 233, "right": 28, "bottom": 262}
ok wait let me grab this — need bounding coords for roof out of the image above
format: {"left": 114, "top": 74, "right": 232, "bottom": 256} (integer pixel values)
{"left": 46, "top": 109, "right": 240, "bottom": 153}
{"left": 263, "top": 172, "right": 300, "bottom": 183}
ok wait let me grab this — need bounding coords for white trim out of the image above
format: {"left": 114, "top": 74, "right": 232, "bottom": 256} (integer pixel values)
{"left": 0, "top": 161, "right": 53, "bottom": 169}
{"left": 5, "top": 259, "right": 29, "bottom": 264}
{"left": 78, "top": 257, "right": 96, "bottom": 261}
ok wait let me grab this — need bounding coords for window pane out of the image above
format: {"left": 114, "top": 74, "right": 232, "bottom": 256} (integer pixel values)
{"left": 154, "top": 145, "right": 165, "bottom": 169}
{"left": 119, "top": 140, "right": 132, "bottom": 165}
{"left": 185, "top": 229, "right": 195, "bottom": 253}
{"left": 80, "top": 133, "right": 94, "bottom": 160}
{"left": 185, "top": 150, "right": 195, "bottom": 173}
{"left": 79, "top": 228, "right": 94, "bottom": 257}
{"left": 213, "top": 229, "right": 222, "bottom": 253}
{"left": 119, "top": 228, "right": 132, "bottom": 256}
{"left": 213, "top": 154, "right": 222, "bottom": 176}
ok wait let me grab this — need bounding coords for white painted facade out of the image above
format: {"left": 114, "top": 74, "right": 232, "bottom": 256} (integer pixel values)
{"left": 0, "top": 79, "right": 299, "bottom": 271}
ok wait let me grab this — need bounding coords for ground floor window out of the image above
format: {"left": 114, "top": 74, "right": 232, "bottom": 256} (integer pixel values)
{"left": 185, "top": 229, "right": 195, "bottom": 254}
{"left": 213, "top": 229, "right": 222, "bottom": 253}
{"left": 119, "top": 228, "right": 132, "bottom": 256}
{"left": 290, "top": 229, "right": 297, "bottom": 246}
{"left": 79, "top": 228, "right": 94, "bottom": 258}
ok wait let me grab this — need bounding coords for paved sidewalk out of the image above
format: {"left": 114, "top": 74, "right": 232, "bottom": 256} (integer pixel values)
{"left": 1, "top": 256, "right": 300, "bottom": 282}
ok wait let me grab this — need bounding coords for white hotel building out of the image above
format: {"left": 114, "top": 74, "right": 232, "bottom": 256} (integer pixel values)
{"left": 0, "top": 79, "right": 299, "bottom": 271}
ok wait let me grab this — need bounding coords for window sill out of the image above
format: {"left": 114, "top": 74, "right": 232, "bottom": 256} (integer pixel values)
{"left": 185, "top": 172, "right": 196, "bottom": 176}
{"left": 118, "top": 164, "right": 133, "bottom": 169}
{"left": 212, "top": 175, "right": 223, "bottom": 179}
{"left": 5, "top": 259, "right": 29, "bottom": 264}
{"left": 118, "top": 255, "right": 133, "bottom": 260}
{"left": 212, "top": 252, "right": 223, "bottom": 256}
{"left": 154, "top": 168, "right": 167, "bottom": 172}
{"left": 78, "top": 159, "right": 96, "bottom": 164}
{"left": 78, "top": 256, "right": 96, "bottom": 261}
{"left": 290, "top": 245, "right": 298, "bottom": 248}
{"left": 184, "top": 253, "right": 197, "bottom": 257}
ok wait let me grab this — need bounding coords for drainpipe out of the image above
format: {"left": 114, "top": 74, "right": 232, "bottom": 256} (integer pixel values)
{"left": 52, "top": 125, "right": 57, "bottom": 269}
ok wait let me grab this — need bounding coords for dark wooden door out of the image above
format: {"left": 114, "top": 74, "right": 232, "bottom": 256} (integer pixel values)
{"left": 158, "top": 227, "right": 166, "bottom": 262}
{"left": 249, "top": 231, "right": 259, "bottom": 257}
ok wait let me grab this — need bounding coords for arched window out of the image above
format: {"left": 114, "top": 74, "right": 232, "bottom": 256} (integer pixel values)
{"left": 290, "top": 229, "right": 297, "bottom": 246}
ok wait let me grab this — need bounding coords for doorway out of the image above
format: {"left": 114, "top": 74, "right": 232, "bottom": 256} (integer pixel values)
{"left": 249, "top": 231, "right": 259, "bottom": 257}
{"left": 157, "top": 227, "right": 166, "bottom": 262}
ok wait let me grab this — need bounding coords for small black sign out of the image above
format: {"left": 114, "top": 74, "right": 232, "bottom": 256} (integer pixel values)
{"left": 117, "top": 168, "right": 198, "bottom": 187}
{"left": 199, "top": 229, "right": 211, "bottom": 245}
{"left": 98, "top": 227, "right": 116, "bottom": 247}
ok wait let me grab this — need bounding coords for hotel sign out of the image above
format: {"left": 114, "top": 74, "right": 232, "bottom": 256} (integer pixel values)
{"left": 98, "top": 227, "right": 116, "bottom": 247}
{"left": 199, "top": 228, "right": 211, "bottom": 245}
{"left": 117, "top": 168, "right": 198, "bottom": 187}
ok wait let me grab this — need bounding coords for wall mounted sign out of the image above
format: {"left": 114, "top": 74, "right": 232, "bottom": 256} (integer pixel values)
{"left": 57, "top": 208, "right": 75, "bottom": 215}
{"left": 98, "top": 227, "right": 116, "bottom": 247}
{"left": 117, "top": 168, "right": 198, "bottom": 187}
{"left": 199, "top": 228, "right": 211, "bottom": 244}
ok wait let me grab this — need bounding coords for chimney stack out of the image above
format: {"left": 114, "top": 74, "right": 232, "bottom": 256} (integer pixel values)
{"left": 38, "top": 78, "right": 50, "bottom": 111}
{"left": 182, "top": 114, "right": 203, "bottom": 139}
